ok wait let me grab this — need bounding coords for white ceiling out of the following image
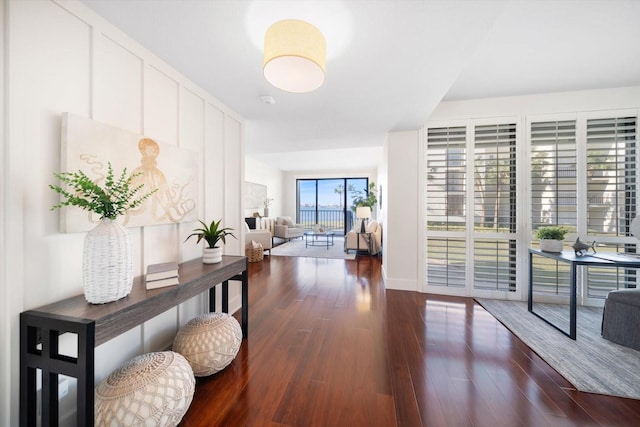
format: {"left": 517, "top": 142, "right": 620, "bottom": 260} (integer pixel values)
{"left": 81, "top": 0, "right": 640, "bottom": 171}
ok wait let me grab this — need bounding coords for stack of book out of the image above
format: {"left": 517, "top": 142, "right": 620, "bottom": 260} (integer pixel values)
{"left": 145, "top": 262, "right": 179, "bottom": 290}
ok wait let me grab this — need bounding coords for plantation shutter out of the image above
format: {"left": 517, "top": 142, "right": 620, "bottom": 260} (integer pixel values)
{"left": 586, "top": 116, "right": 638, "bottom": 296}
{"left": 529, "top": 120, "right": 577, "bottom": 296}
{"left": 426, "top": 127, "right": 466, "bottom": 230}
{"left": 473, "top": 123, "right": 517, "bottom": 292}
{"left": 530, "top": 121, "right": 577, "bottom": 230}
{"left": 425, "top": 126, "right": 467, "bottom": 288}
{"left": 586, "top": 116, "right": 637, "bottom": 236}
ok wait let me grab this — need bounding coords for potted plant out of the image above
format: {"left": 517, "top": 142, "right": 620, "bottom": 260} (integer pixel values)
{"left": 50, "top": 162, "right": 156, "bottom": 303}
{"left": 350, "top": 182, "right": 378, "bottom": 210}
{"left": 185, "top": 219, "right": 237, "bottom": 264}
{"left": 536, "top": 226, "right": 568, "bottom": 253}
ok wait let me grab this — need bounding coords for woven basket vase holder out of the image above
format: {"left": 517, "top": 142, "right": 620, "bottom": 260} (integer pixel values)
{"left": 83, "top": 218, "right": 133, "bottom": 304}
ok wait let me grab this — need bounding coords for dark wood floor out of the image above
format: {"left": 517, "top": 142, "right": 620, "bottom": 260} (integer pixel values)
{"left": 179, "top": 255, "right": 640, "bottom": 426}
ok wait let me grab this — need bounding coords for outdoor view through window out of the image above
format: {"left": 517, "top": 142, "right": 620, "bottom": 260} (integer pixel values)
{"left": 297, "top": 178, "right": 369, "bottom": 235}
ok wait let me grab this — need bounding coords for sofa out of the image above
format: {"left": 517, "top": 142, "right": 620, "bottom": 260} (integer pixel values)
{"left": 345, "top": 219, "right": 382, "bottom": 255}
{"left": 273, "top": 216, "right": 304, "bottom": 241}
{"left": 243, "top": 222, "right": 272, "bottom": 255}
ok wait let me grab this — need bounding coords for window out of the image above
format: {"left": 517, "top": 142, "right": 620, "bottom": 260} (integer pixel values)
{"left": 425, "top": 113, "right": 639, "bottom": 300}
{"left": 426, "top": 126, "right": 466, "bottom": 230}
{"left": 529, "top": 120, "right": 577, "bottom": 297}
{"left": 585, "top": 116, "right": 638, "bottom": 296}
{"left": 425, "top": 122, "right": 517, "bottom": 293}
{"left": 296, "top": 178, "right": 368, "bottom": 235}
{"left": 586, "top": 117, "right": 637, "bottom": 236}
{"left": 530, "top": 120, "right": 577, "bottom": 230}
{"left": 473, "top": 123, "right": 517, "bottom": 292}
{"left": 529, "top": 116, "right": 639, "bottom": 299}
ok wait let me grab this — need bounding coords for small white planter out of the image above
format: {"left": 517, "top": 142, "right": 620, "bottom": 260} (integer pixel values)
{"left": 203, "top": 246, "right": 223, "bottom": 264}
{"left": 540, "top": 239, "right": 563, "bottom": 253}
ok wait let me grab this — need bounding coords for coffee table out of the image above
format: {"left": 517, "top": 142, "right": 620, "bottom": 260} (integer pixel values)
{"left": 303, "top": 231, "right": 335, "bottom": 249}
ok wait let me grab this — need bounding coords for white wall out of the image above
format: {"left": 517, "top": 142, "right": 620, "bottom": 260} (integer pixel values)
{"left": 2, "top": 1, "right": 244, "bottom": 425}
{"left": 431, "top": 86, "right": 640, "bottom": 120}
{"left": 245, "top": 155, "right": 284, "bottom": 218}
{"left": 282, "top": 169, "right": 378, "bottom": 222}
{"left": 382, "top": 130, "right": 421, "bottom": 291}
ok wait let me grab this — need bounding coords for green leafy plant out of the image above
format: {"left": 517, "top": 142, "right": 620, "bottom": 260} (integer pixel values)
{"left": 351, "top": 181, "right": 378, "bottom": 210}
{"left": 185, "top": 219, "right": 237, "bottom": 248}
{"left": 536, "top": 226, "right": 568, "bottom": 240}
{"left": 49, "top": 162, "right": 156, "bottom": 220}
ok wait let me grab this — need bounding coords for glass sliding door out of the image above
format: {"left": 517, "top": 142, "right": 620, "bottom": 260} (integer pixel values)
{"left": 297, "top": 177, "right": 369, "bottom": 235}
{"left": 346, "top": 178, "right": 369, "bottom": 231}
{"left": 297, "top": 179, "right": 317, "bottom": 227}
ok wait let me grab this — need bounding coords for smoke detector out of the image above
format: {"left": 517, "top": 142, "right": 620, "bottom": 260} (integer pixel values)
{"left": 260, "top": 95, "right": 276, "bottom": 105}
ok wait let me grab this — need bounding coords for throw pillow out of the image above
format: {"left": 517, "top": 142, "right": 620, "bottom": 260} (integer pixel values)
{"left": 283, "top": 218, "right": 295, "bottom": 228}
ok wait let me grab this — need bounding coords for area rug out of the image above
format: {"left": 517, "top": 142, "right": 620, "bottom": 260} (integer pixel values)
{"left": 271, "top": 236, "right": 356, "bottom": 260}
{"left": 475, "top": 298, "right": 640, "bottom": 400}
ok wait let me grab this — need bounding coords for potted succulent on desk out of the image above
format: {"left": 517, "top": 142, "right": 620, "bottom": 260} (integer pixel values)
{"left": 185, "top": 219, "right": 237, "bottom": 264}
{"left": 536, "top": 226, "right": 568, "bottom": 253}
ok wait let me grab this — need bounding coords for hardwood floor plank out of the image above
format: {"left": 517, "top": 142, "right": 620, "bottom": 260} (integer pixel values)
{"left": 179, "top": 256, "right": 640, "bottom": 426}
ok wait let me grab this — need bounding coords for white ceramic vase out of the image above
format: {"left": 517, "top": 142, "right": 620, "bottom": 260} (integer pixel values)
{"left": 540, "top": 239, "right": 563, "bottom": 253}
{"left": 203, "top": 246, "right": 223, "bottom": 264}
{"left": 83, "top": 218, "right": 133, "bottom": 304}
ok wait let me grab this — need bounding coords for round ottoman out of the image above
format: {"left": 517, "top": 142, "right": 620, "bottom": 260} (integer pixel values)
{"left": 173, "top": 312, "right": 242, "bottom": 376}
{"left": 95, "top": 351, "right": 195, "bottom": 427}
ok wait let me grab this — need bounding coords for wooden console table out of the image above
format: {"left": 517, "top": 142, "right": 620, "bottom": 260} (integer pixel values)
{"left": 20, "top": 255, "right": 248, "bottom": 427}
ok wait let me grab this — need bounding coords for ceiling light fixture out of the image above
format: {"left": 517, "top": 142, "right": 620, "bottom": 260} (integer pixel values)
{"left": 263, "top": 19, "right": 326, "bottom": 93}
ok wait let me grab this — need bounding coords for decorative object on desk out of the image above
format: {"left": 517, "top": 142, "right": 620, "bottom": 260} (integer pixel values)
{"left": 146, "top": 262, "right": 179, "bottom": 281}
{"left": 145, "top": 260, "right": 179, "bottom": 289}
{"left": 146, "top": 276, "right": 180, "bottom": 290}
{"left": 95, "top": 351, "right": 195, "bottom": 426}
{"left": 184, "top": 219, "right": 236, "bottom": 264}
{"left": 572, "top": 237, "right": 597, "bottom": 256}
{"left": 356, "top": 206, "right": 371, "bottom": 233}
{"left": 263, "top": 197, "right": 274, "bottom": 217}
{"left": 536, "top": 226, "right": 568, "bottom": 253}
{"left": 50, "top": 162, "right": 156, "bottom": 304}
{"left": 313, "top": 224, "right": 326, "bottom": 233}
{"left": 173, "top": 312, "right": 242, "bottom": 376}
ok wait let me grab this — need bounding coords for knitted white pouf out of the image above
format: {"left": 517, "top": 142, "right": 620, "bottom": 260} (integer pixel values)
{"left": 95, "top": 351, "right": 195, "bottom": 427}
{"left": 173, "top": 312, "right": 242, "bottom": 376}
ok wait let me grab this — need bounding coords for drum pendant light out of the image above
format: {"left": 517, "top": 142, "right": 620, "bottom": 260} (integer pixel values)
{"left": 263, "top": 19, "right": 326, "bottom": 93}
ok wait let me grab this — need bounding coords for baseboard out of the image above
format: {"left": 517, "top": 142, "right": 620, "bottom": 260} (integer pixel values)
{"left": 383, "top": 276, "right": 418, "bottom": 291}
